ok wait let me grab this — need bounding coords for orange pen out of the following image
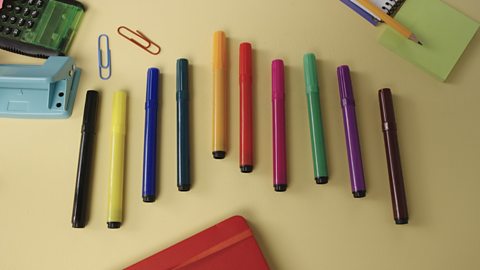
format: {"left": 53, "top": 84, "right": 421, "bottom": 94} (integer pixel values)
{"left": 212, "top": 31, "right": 227, "bottom": 159}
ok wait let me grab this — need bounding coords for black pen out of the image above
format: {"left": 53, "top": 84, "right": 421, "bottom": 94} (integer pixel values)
{"left": 72, "top": 90, "right": 99, "bottom": 228}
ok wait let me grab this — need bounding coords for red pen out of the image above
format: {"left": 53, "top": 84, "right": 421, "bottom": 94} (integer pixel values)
{"left": 239, "top": 42, "right": 253, "bottom": 173}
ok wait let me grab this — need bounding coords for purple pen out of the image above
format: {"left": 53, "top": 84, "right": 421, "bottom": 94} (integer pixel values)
{"left": 337, "top": 65, "right": 366, "bottom": 198}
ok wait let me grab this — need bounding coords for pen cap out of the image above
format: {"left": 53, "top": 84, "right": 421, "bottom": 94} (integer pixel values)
{"left": 112, "top": 91, "right": 127, "bottom": 134}
{"left": 239, "top": 42, "right": 252, "bottom": 77}
{"left": 272, "top": 59, "right": 285, "bottom": 100}
{"left": 176, "top": 58, "right": 189, "bottom": 94}
{"left": 213, "top": 31, "right": 226, "bottom": 70}
{"left": 303, "top": 53, "right": 319, "bottom": 94}
{"left": 82, "top": 90, "right": 99, "bottom": 133}
{"left": 337, "top": 65, "right": 355, "bottom": 105}
{"left": 146, "top": 68, "right": 159, "bottom": 103}
{"left": 379, "top": 88, "right": 397, "bottom": 131}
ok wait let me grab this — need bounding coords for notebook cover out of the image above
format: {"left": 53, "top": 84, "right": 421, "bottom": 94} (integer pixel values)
{"left": 340, "top": 0, "right": 380, "bottom": 26}
{"left": 124, "top": 216, "right": 271, "bottom": 270}
{"left": 378, "top": 0, "right": 479, "bottom": 81}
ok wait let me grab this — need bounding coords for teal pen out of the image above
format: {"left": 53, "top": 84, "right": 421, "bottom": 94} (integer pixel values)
{"left": 303, "top": 53, "right": 328, "bottom": 184}
{"left": 177, "top": 59, "right": 190, "bottom": 191}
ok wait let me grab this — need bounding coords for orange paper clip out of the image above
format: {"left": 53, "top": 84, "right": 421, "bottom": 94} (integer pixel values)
{"left": 117, "top": 26, "right": 161, "bottom": 55}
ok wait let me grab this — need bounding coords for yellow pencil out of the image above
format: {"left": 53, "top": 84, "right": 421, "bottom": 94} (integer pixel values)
{"left": 357, "top": 0, "right": 422, "bottom": 45}
{"left": 107, "top": 91, "right": 127, "bottom": 229}
{"left": 212, "top": 31, "right": 227, "bottom": 159}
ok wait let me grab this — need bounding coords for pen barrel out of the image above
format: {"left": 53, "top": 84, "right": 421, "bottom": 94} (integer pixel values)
{"left": 108, "top": 132, "right": 125, "bottom": 223}
{"left": 337, "top": 66, "right": 366, "bottom": 197}
{"left": 306, "top": 92, "right": 328, "bottom": 179}
{"left": 272, "top": 99, "right": 287, "bottom": 186}
{"left": 379, "top": 89, "right": 408, "bottom": 224}
{"left": 177, "top": 59, "right": 190, "bottom": 190}
{"left": 72, "top": 132, "right": 95, "bottom": 228}
{"left": 72, "top": 90, "right": 99, "bottom": 228}
{"left": 240, "top": 78, "right": 253, "bottom": 168}
{"left": 272, "top": 60, "right": 287, "bottom": 188}
{"left": 108, "top": 91, "right": 127, "bottom": 225}
{"left": 142, "top": 68, "right": 159, "bottom": 201}
{"left": 212, "top": 68, "right": 227, "bottom": 154}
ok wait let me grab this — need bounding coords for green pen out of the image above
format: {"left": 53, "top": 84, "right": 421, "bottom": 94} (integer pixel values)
{"left": 303, "top": 53, "right": 329, "bottom": 184}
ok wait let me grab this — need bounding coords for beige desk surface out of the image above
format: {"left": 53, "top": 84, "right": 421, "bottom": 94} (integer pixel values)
{"left": 1, "top": 0, "right": 479, "bottom": 269}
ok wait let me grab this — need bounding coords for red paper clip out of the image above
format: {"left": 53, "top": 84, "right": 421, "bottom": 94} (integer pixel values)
{"left": 117, "top": 26, "right": 161, "bottom": 55}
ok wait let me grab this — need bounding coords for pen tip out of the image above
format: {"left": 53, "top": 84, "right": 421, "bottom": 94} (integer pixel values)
{"left": 418, "top": 41, "right": 423, "bottom": 46}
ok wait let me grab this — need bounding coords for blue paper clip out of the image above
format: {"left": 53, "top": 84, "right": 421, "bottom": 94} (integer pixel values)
{"left": 98, "top": 34, "right": 112, "bottom": 80}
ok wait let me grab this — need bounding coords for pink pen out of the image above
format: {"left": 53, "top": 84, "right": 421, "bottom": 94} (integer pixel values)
{"left": 272, "top": 59, "right": 287, "bottom": 192}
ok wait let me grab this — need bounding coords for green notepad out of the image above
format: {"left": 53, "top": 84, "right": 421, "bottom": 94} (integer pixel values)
{"left": 378, "top": 0, "right": 479, "bottom": 81}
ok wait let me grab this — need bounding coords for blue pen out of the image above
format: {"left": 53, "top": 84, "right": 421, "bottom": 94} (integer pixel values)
{"left": 142, "top": 67, "right": 159, "bottom": 202}
{"left": 177, "top": 59, "right": 190, "bottom": 191}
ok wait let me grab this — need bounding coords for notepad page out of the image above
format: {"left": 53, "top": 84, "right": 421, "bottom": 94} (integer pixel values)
{"left": 378, "top": 0, "right": 479, "bottom": 81}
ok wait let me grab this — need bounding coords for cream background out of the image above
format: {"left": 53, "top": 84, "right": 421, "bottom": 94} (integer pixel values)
{"left": 0, "top": 1, "right": 479, "bottom": 269}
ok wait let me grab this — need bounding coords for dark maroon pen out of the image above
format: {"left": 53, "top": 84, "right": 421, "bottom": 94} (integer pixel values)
{"left": 379, "top": 88, "right": 408, "bottom": 225}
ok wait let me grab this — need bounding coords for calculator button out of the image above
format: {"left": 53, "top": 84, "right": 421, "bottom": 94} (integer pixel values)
{"left": 12, "top": 29, "right": 21, "bottom": 37}
{"left": 9, "top": 16, "right": 17, "bottom": 24}
{"left": 1, "top": 15, "right": 8, "bottom": 22}
{"left": 6, "top": 4, "right": 13, "bottom": 11}
{"left": 27, "top": 20, "right": 34, "bottom": 28}
{"left": 23, "top": 8, "right": 31, "bottom": 16}
{"left": 36, "top": 0, "right": 44, "bottom": 8}
{"left": 4, "top": 27, "right": 12, "bottom": 35}
{"left": 31, "top": 10, "right": 39, "bottom": 18}
{"left": 18, "top": 18, "right": 25, "bottom": 27}
{"left": 28, "top": 0, "right": 35, "bottom": 5}
{"left": 14, "top": 6, "right": 22, "bottom": 14}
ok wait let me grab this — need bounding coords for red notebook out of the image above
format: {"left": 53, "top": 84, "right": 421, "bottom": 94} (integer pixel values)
{"left": 124, "top": 216, "right": 271, "bottom": 270}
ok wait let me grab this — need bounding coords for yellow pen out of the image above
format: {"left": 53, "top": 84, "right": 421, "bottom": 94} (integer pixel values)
{"left": 212, "top": 31, "right": 227, "bottom": 159}
{"left": 107, "top": 91, "right": 127, "bottom": 229}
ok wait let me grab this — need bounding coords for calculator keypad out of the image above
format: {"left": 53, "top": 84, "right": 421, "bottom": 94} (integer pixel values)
{"left": 0, "top": 0, "right": 48, "bottom": 38}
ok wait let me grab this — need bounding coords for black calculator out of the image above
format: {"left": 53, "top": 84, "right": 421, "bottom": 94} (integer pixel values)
{"left": 0, "top": 0, "right": 85, "bottom": 58}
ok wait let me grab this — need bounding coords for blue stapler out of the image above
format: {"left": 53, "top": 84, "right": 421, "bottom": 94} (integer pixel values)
{"left": 0, "top": 57, "right": 81, "bottom": 119}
